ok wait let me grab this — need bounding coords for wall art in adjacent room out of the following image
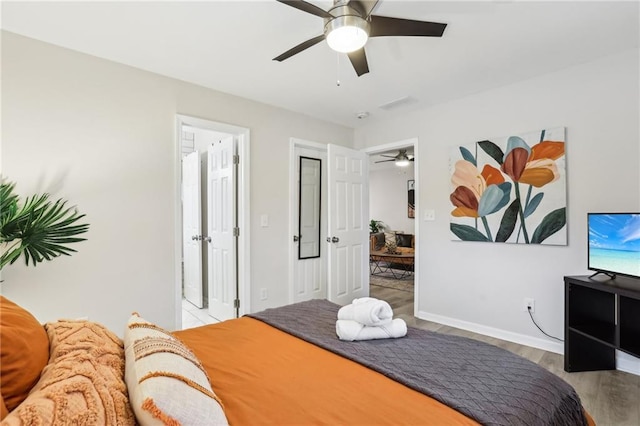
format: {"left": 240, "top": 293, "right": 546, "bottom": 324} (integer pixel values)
{"left": 408, "top": 180, "right": 415, "bottom": 218}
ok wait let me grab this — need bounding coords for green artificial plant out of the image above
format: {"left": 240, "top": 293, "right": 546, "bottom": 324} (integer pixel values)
{"left": 0, "top": 180, "right": 89, "bottom": 270}
{"left": 369, "top": 220, "right": 385, "bottom": 233}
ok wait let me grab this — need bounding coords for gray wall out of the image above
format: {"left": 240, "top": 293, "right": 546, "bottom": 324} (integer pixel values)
{"left": 355, "top": 48, "right": 640, "bottom": 371}
{"left": 1, "top": 31, "right": 353, "bottom": 333}
{"left": 369, "top": 163, "right": 415, "bottom": 234}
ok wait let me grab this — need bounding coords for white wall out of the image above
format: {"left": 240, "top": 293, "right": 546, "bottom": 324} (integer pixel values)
{"left": 369, "top": 163, "right": 415, "bottom": 234}
{"left": 355, "top": 49, "right": 640, "bottom": 362}
{"left": 0, "top": 31, "right": 353, "bottom": 334}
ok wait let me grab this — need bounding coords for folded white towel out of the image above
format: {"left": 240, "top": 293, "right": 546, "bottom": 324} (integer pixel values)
{"left": 337, "top": 298, "right": 393, "bottom": 326}
{"left": 352, "top": 297, "right": 377, "bottom": 305}
{"left": 336, "top": 319, "right": 407, "bottom": 341}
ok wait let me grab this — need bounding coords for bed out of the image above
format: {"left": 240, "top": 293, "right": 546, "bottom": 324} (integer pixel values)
{"left": 1, "top": 296, "right": 594, "bottom": 425}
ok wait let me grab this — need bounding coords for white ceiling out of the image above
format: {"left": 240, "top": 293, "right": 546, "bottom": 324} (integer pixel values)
{"left": 2, "top": 1, "right": 638, "bottom": 128}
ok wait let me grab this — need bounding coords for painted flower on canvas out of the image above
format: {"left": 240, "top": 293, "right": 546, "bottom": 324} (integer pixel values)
{"left": 449, "top": 127, "right": 567, "bottom": 245}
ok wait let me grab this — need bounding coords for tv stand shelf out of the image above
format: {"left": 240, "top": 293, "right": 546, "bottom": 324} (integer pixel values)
{"left": 564, "top": 275, "right": 640, "bottom": 372}
{"left": 570, "top": 322, "right": 616, "bottom": 346}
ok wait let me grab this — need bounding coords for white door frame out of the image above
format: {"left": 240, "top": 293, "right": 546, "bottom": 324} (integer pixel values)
{"left": 288, "top": 138, "right": 328, "bottom": 303}
{"left": 174, "top": 114, "right": 251, "bottom": 329}
{"left": 363, "top": 138, "right": 419, "bottom": 317}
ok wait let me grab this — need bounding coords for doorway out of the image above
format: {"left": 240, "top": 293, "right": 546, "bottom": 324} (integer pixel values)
{"left": 288, "top": 139, "right": 370, "bottom": 305}
{"left": 290, "top": 142, "right": 328, "bottom": 303}
{"left": 364, "top": 138, "right": 419, "bottom": 317}
{"left": 175, "top": 115, "right": 251, "bottom": 329}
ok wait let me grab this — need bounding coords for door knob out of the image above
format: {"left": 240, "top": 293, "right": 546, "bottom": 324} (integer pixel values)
{"left": 191, "top": 235, "right": 199, "bottom": 241}
{"left": 331, "top": 236, "right": 339, "bottom": 243}
{"left": 293, "top": 235, "right": 300, "bottom": 242}
{"left": 202, "top": 236, "right": 212, "bottom": 243}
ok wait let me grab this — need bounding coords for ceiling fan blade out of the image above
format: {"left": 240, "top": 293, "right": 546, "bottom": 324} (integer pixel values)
{"left": 347, "top": 0, "right": 379, "bottom": 18}
{"left": 380, "top": 154, "right": 397, "bottom": 158}
{"left": 347, "top": 48, "right": 370, "bottom": 77}
{"left": 369, "top": 15, "right": 447, "bottom": 38}
{"left": 276, "top": 0, "right": 334, "bottom": 19}
{"left": 273, "top": 35, "right": 325, "bottom": 62}
{"left": 375, "top": 159, "right": 395, "bottom": 163}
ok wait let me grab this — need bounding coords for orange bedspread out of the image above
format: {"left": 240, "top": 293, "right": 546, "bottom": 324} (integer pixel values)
{"left": 175, "top": 317, "right": 595, "bottom": 426}
{"left": 175, "top": 317, "right": 478, "bottom": 425}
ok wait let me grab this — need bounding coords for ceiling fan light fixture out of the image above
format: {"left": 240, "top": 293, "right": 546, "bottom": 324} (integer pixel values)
{"left": 395, "top": 158, "right": 410, "bottom": 167}
{"left": 325, "top": 15, "right": 370, "bottom": 53}
{"left": 275, "top": 0, "right": 448, "bottom": 77}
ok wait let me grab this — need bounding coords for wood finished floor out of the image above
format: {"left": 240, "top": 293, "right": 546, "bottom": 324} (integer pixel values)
{"left": 370, "top": 284, "right": 640, "bottom": 426}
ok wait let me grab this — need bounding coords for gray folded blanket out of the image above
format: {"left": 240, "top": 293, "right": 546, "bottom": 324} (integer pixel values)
{"left": 248, "top": 299, "right": 587, "bottom": 426}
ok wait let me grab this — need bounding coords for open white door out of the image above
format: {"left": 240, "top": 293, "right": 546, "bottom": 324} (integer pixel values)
{"left": 182, "top": 151, "right": 203, "bottom": 308}
{"left": 207, "top": 136, "right": 237, "bottom": 321}
{"left": 327, "top": 144, "right": 369, "bottom": 306}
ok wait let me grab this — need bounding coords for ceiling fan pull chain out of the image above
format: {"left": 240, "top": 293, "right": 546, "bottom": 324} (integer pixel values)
{"left": 336, "top": 52, "right": 341, "bottom": 87}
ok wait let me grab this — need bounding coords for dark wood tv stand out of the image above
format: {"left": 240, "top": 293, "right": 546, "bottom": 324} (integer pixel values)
{"left": 564, "top": 275, "right": 640, "bottom": 372}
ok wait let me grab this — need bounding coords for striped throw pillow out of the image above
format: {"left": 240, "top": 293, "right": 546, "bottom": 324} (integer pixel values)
{"left": 123, "top": 314, "right": 228, "bottom": 426}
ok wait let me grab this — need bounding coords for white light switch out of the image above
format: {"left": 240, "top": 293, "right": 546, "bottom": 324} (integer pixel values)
{"left": 260, "top": 214, "right": 269, "bottom": 227}
{"left": 423, "top": 209, "right": 435, "bottom": 221}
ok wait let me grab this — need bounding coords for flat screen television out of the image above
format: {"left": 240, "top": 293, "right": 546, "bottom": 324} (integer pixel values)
{"left": 588, "top": 213, "right": 640, "bottom": 279}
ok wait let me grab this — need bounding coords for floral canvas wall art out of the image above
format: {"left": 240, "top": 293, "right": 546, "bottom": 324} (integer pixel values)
{"left": 449, "top": 127, "right": 567, "bottom": 245}
{"left": 408, "top": 180, "right": 415, "bottom": 218}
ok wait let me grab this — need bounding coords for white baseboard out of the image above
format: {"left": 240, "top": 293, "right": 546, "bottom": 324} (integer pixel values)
{"left": 417, "top": 310, "right": 639, "bottom": 376}
{"left": 417, "top": 310, "right": 564, "bottom": 354}
{"left": 617, "top": 351, "right": 640, "bottom": 376}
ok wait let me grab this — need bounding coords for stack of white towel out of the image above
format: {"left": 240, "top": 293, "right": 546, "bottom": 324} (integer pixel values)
{"left": 336, "top": 297, "right": 407, "bottom": 341}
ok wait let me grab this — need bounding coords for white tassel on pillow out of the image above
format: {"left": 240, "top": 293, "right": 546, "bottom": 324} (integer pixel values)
{"left": 337, "top": 298, "right": 393, "bottom": 326}
{"left": 336, "top": 319, "right": 407, "bottom": 341}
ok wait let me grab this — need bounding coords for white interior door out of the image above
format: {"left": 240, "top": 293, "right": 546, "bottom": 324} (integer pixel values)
{"left": 182, "top": 151, "right": 203, "bottom": 308}
{"left": 327, "top": 144, "right": 369, "bottom": 305}
{"left": 291, "top": 147, "right": 327, "bottom": 303}
{"left": 207, "top": 136, "right": 237, "bottom": 321}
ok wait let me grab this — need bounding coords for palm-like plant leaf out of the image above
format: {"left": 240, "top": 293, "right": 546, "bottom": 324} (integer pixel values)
{"left": 1, "top": 182, "right": 20, "bottom": 232}
{"left": 0, "top": 181, "right": 89, "bottom": 269}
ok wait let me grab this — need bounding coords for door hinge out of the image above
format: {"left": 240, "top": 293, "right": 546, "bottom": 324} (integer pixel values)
{"left": 233, "top": 227, "right": 240, "bottom": 237}
{"left": 234, "top": 299, "right": 240, "bottom": 309}
{"left": 233, "top": 155, "right": 240, "bottom": 164}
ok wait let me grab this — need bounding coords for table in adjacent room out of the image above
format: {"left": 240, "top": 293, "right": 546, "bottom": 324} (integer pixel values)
{"left": 369, "top": 251, "right": 415, "bottom": 279}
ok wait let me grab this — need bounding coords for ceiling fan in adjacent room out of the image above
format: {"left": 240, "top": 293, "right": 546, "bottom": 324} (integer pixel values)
{"left": 375, "top": 149, "right": 414, "bottom": 167}
{"left": 273, "top": 0, "right": 448, "bottom": 76}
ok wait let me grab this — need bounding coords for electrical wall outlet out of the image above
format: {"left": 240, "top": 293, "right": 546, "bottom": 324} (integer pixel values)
{"left": 260, "top": 288, "right": 268, "bottom": 301}
{"left": 523, "top": 298, "right": 535, "bottom": 313}
{"left": 423, "top": 209, "right": 436, "bottom": 221}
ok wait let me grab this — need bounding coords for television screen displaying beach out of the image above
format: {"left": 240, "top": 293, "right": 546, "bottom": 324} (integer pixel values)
{"left": 589, "top": 214, "right": 640, "bottom": 278}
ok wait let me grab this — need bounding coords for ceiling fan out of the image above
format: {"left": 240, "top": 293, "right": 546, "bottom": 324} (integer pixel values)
{"left": 375, "top": 149, "right": 414, "bottom": 167}
{"left": 273, "top": 0, "right": 447, "bottom": 77}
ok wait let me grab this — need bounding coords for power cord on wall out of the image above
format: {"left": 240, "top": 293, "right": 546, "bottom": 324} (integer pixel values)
{"left": 527, "top": 306, "right": 564, "bottom": 342}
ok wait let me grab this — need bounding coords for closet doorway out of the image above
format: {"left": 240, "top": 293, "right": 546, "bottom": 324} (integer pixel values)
{"left": 288, "top": 139, "right": 370, "bottom": 306}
